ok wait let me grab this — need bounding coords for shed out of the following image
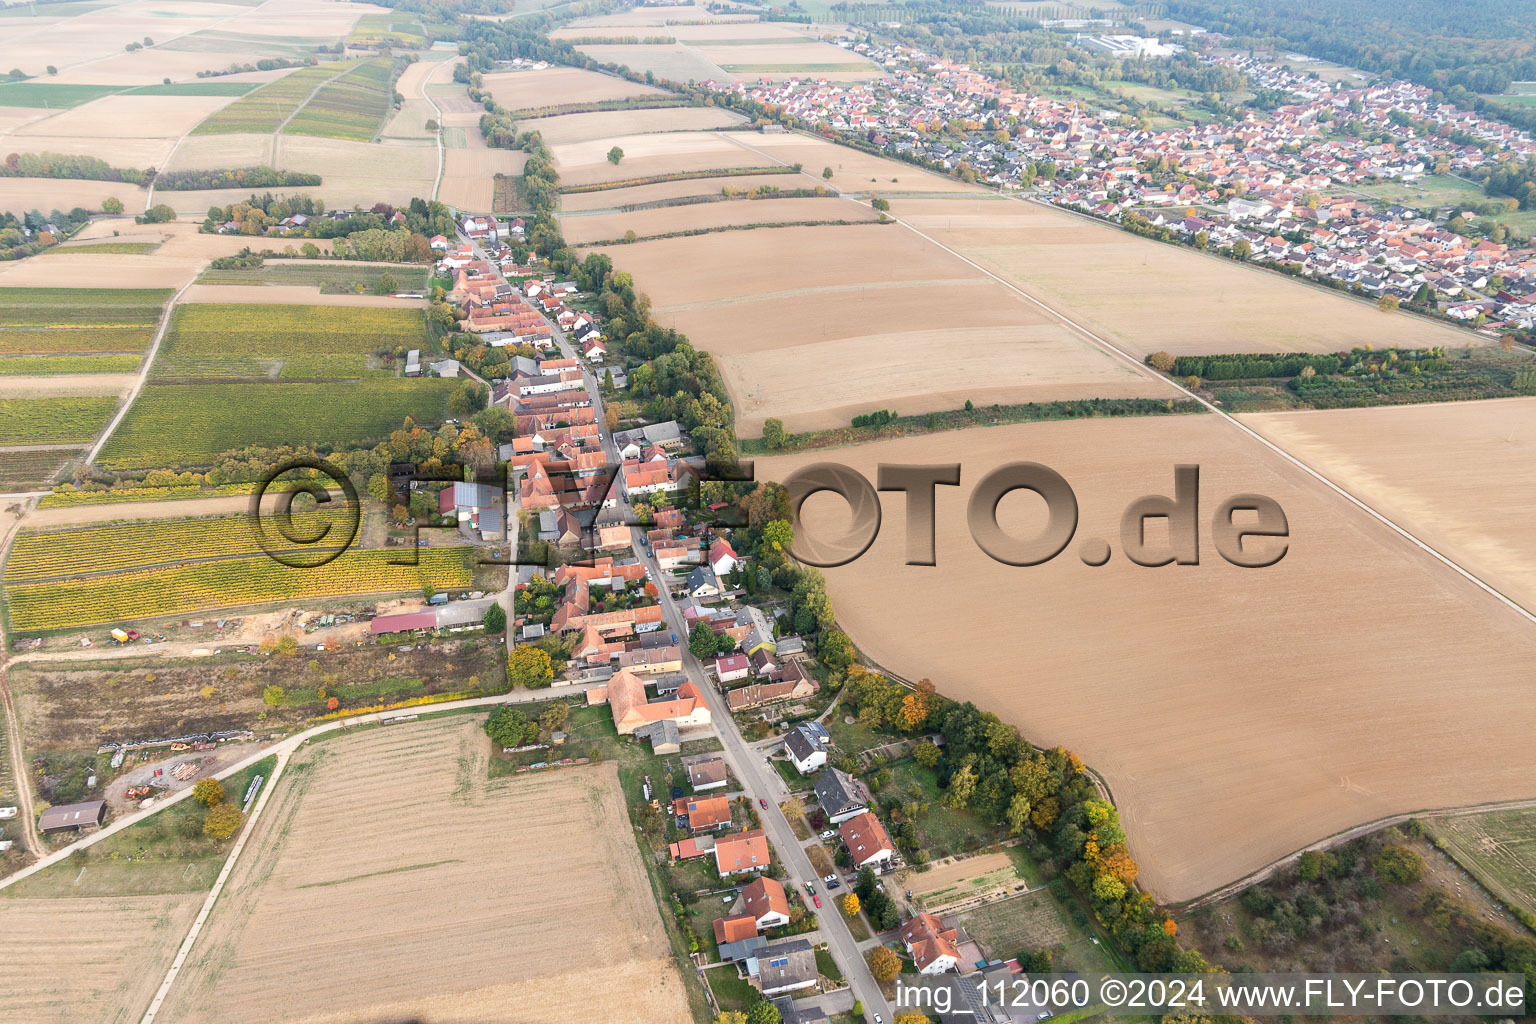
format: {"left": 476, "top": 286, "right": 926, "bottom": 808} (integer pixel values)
{"left": 39, "top": 800, "right": 106, "bottom": 834}
{"left": 371, "top": 611, "right": 436, "bottom": 635}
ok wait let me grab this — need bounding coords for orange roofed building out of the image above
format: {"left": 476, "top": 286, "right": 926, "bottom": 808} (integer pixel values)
{"left": 594, "top": 668, "right": 710, "bottom": 735}
{"left": 714, "top": 828, "right": 771, "bottom": 876}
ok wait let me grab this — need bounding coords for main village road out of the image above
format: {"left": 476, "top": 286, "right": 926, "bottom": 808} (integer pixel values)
{"left": 467, "top": 232, "right": 892, "bottom": 1019}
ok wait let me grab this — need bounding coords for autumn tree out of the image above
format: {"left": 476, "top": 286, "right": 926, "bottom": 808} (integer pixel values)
{"left": 842, "top": 893, "right": 861, "bottom": 916}
{"left": 192, "top": 778, "right": 225, "bottom": 807}
{"left": 1148, "top": 351, "right": 1175, "bottom": 372}
{"left": 1377, "top": 294, "right": 1400, "bottom": 312}
{"left": 945, "top": 763, "right": 978, "bottom": 809}
{"left": 485, "top": 705, "right": 527, "bottom": 748}
{"left": 745, "top": 1003, "right": 780, "bottom": 1024}
{"left": 761, "top": 417, "right": 786, "bottom": 450}
{"left": 913, "top": 740, "right": 940, "bottom": 769}
{"left": 262, "top": 685, "right": 284, "bottom": 706}
{"left": 101, "top": 196, "right": 124, "bottom": 214}
{"left": 202, "top": 802, "right": 244, "bottom": 840}
{"left": 869, "top": 945, "right": 902, "bottom": 981}
{"left": 822, "top": 166, "right": 833, "bottom": 179}
{"left": 713, "top": 1014, "right": 748, "bottom": 1024}
{"left": 604, "top": 404, "right": 620, "bottom": 432}
{"left": 895, "top": 1015, "right": 930, "bottom": 1024}
{"left": 1375, "top": 845, "right": 1424, "bottom": 885}
{"left": 507, "top": 645, "right": 554, "bottom": 688}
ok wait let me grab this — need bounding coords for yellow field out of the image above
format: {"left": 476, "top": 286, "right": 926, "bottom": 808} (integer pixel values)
{"left": 761, "top": 415, "right": 1536, "bottom": 902}
{"left": 158, "top": 718, "right": 693, "bottom": 1024}
{"left": 899, "top": 196, "right": 1476, "bottom": 357}
{"left": 1243, "top": 397, "right": 1536, "bottom": 614}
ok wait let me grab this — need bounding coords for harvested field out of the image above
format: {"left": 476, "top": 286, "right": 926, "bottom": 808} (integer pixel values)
{"left": 1242, "top": 398, "right": 1536, "bottom": 614}
{"left": 722, "top": 131, "right": 982, "bottom": 192}
{"left": 180, "top": 284, "right": 427, "bottom": 306}
{"left": 559, "top": 171, "right": 805, "bottom": 211}
{"left": 526, "top": 104, "right": 746, "bottom": 145}
{"left": 721, "top": 323, "right": 1170, "bottom": 434}
{"left": 899, "top": 196, "right": 1474, "bottom": 357}
{"left": 759, "top": 414, "right": 1536, "bottom": 901}
{"left": 0, "top": 894, "right": 203, "bottom": 1024}
{"left": 559, "top": 194, "right": 873, "bottom": 244}
{"left": 0, "top": 178, "right": 144, "bottom": 217}
{"left": 439, "top": 147, "right": 526, "bottom": 211}
{"left": 594, "top": 224, "right": 987, "bottom": 306}
{"left": 157, "top": 719, "right": 693, "bottom": 1024}
{"left": 574, "top": 43, "right": 728, "bottom": 84}
{"left": 9, "top": 93, "right": 238, "bottom": 141}
{"left": 553, "top": 131, "right": 764, "bottom": 187}
{"left": 1431, "top": 809, "right": 1536, "bottom": 918}
{"left": 0, "top": 252, "right": 199, "bottom": 289}
{"left": 481, "top": 66, "right": 667, "bottom": 111}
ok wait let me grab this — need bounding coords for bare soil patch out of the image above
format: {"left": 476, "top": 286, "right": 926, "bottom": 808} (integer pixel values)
{"left": 723, "top": 132, "right": 983, "bottom": 193}
{"left": 439, "top": 147, "right": 526, "bottom": 212}
{"left": 760, "top": 414, "right": 1536, "bottom": 902}
{"left": 559, "top": 171, "right": 807, "bottom": 211}
{"left": 157, "top": 718, "right": 691, "bottom": 1024}
{"left": 0, "top": 178, "right": 144, "bottom": 217}
{"left": 12, "top": 93, "right": 236, "bottom": 140}
{"left": 527, "top": 104, "right": 745, "bottom": 145}
{"left": 0, "top": 893, "right": 202, "bottom": 1024}
{"left": 480, "top": 66, "right": 667, "bottom": 110}
{"left": 553, "top": 130, "right": 763, "bottom": 187}
{"left": 560, "top": 194, "right": 873, "bottom": 244}
{"left": 0, "top": 251, "right": 198, "bottom": 289}
{"left": 900, "top": 196, "right": 1475, "bottom": 357}
{"left": 1242, "top": 397, "right": 1536, "bottom": 614}
{"left": 724, "top": 323, "right": 1172, "bottom": 434}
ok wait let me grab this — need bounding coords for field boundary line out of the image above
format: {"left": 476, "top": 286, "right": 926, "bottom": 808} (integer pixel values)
{"left": 138, "top": 748, "right": 290, "bottom": 1024}
{"left": 85, "top": 281, "right": 192, "bottom": 466}
{"left": 726, "top": 132, "right": 1536, "bottom": 629}
{"left": 421, "top": 56, "right": 453, "bottom": 202}
{"left": 1177, "top": 795, "right": 1536, "bottom": 912}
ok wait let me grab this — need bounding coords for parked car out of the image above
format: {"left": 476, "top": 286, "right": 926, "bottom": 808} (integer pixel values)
{"left": 759, "top": 798, "right": 768, "bottom": 810}
{"left": 822, "top": 874, "right": 837, "bottom": 884}
{"left": 826, "top": 878, "right": 841, "bottom": 889}
{"left": 819, "top": 829, "right": 836, "bottom": 840}
{"left": 812, "top": 895, "right": 821, "bottom": 908}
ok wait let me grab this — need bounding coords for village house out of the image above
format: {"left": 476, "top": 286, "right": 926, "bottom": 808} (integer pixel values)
{"left": 587, "top": 668, "right": 709, "bottom": 735}
{"left": 714, "top": 653, "right": 751, "bottom": 683}
{"left": 741, "top": 875, "right": 791, "bottom": 930}
{"left": 753, "top": 939, "right": 818, "bottom": 996}
{"left": 687, "top": 755, "right": 729, "bottom": 791}
{"left": 714, "top": 828, "right": 771, "bottom": 876}
{"left": 674, "top": 793, "right": 732, "bottom": 832}
{"left": 840, "top": 811, "right": 896, "bottom": 869}
{"left": 784, "top": 722, "right": 830, "bottom": 775}
{"left": 815, "top": 768, "right": 871, "bottom": 824}
{"left": 899, "top": 913, "right": 962, "bottom": 974}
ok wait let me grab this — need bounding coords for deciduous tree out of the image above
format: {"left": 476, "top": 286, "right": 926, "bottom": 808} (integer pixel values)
{"left": 869, "top": 945, "right": 902, "bottom": 981}
{"left": 202, "top": 802, "right": 243, "bottom": 840}
{"left": 507, "top": 645, "right": 554, "bottom": 688}
{"left": 192, "top": 778, "right": 224, "bottom": 807}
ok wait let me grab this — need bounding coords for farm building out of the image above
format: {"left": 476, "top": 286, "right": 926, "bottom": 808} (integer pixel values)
{"left": 39, "top": 799, "right": 106, "bottom": 834}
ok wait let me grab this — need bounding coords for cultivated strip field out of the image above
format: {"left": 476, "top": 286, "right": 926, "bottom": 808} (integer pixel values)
{"left": 157, "top": 719, "right": 693, "bottom": 1024}
{"left": 722, "top": 131, "right": 983, "bottom": 192}
{"left": 4, "top": 546, "right": 473, "bottom": 632}
{"left": 1243, "top": 398, "right": 1536, "bottom": 615}
{"left": 898, "top": 196, "right": 1476, "bottom": 357}
{"left": 558, "top": 171, "right": 806, "bottom": 211}
{"left": 151, "top": 302, "right": 423, "bottom": 378}
{"left": 761, "top": 415, "right": 1536, "bottom": 901}
{"left": 191, "top": 62, "right": 361, "bottom": 135}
